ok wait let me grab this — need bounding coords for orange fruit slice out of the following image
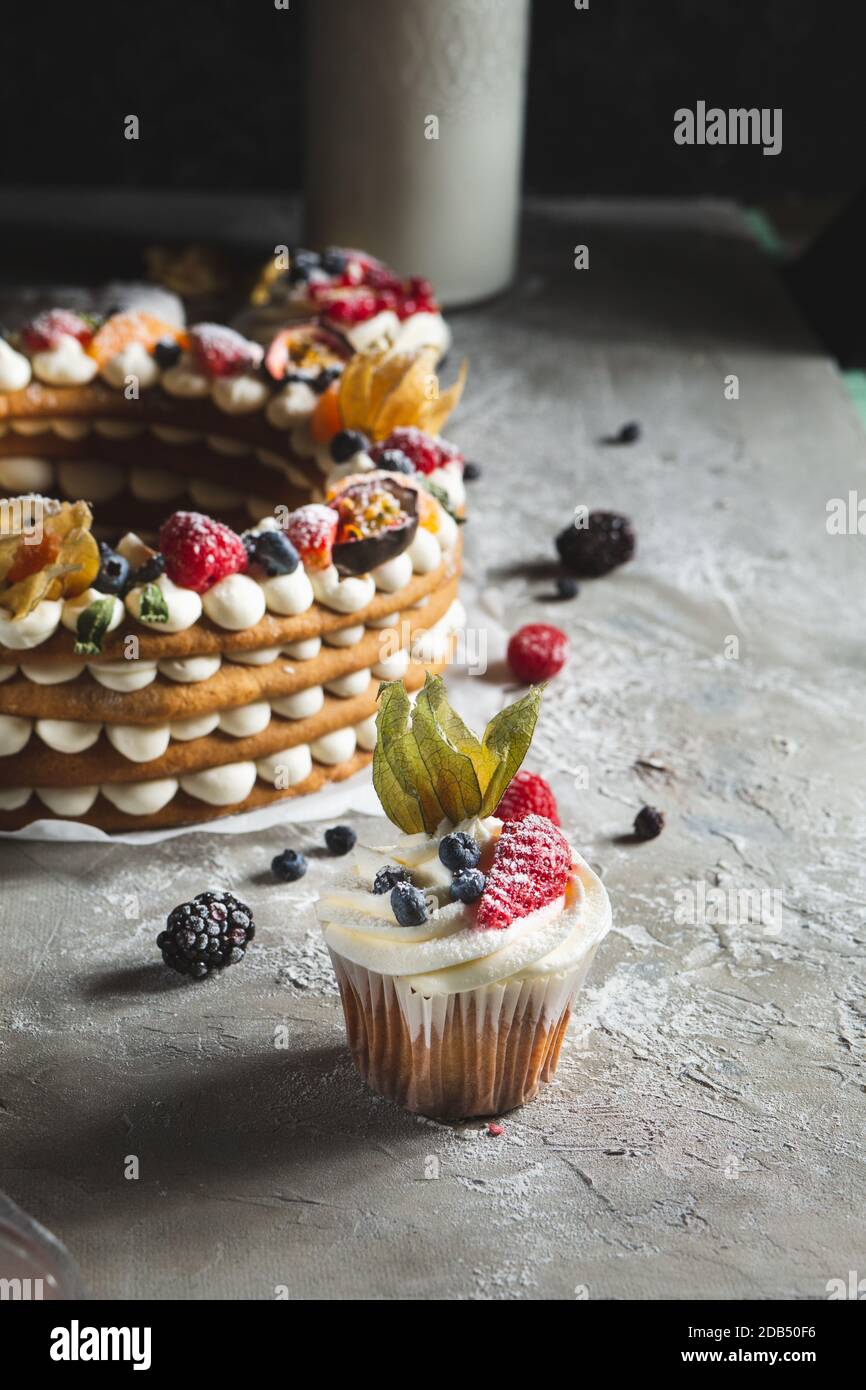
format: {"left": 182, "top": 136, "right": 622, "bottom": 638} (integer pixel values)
{"left": 88, "top": 311, "right": 187, "bottom": 367}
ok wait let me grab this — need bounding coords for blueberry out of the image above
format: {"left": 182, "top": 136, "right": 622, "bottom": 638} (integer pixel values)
{"left": 321, "top": 248, "right": 348, "bottom": 276}
{"left": 325, "top": 825, "right": 356, "bottom": 856}
{"left": 450, "top": 868, "right": 486, "bottom": 904}
{"left": 438, "top": 831, "right": 481, "bottom": 873}
{"left": 93, "top": 542, "right": 131, "bottom": 596}
{"left": 556, "top": 576, "right": 579, "bottom": 600}
{"left": 330, "top": 429, "right": 369, "bottom": 464}
{"left": 377, "top": 448, "right": 414, "bottom": 474}
{"left": 154, "top": 337, "right": 182, "bottom": 368}
{"left": 603, "top": 421, "right": 641, "bottom": 446}
{"left": 131, "top": 553, "right": 165, "bottom": 586}
{"left": 373, "top": 865, "right": 410, "bottom": 895}
{"left": 271, "top": 849, "right": 308, "bottom": 882}
{"left": 289, "top": 248, "right": 321, "bottom": 283}
{"left": 254, "top": 529, "right": 300, "bottom": 576}
{"left": 390, "top": 881, "right": 429, "bottom": 927}
{"left": 312, "top": 365, "right": 343, "bottom": 394}
{"left": 241, "top": 531, "right": 258, "bottom": 565}
{"left": 463, "top": 461, "right": 482, "bottom": 482}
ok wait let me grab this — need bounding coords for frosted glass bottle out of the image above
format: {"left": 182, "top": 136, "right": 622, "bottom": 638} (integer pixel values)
{"left": 305, "top": 0, "right": 530, "bottom": 307}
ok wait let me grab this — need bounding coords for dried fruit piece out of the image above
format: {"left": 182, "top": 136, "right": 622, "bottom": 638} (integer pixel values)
{"left": 310, "top": 381, "right": 344, "bottom": 443}
{"left": 88, "top": 311, "right": 185, "bottom": 366}
{"left": 477, "top": 814, "right": 572, "bottom": 930}
{"left": 5, "top": 530, "right": 61, "bottom": 584}
{"left": 0, "top": 500, "right": 99, "bottom": 618}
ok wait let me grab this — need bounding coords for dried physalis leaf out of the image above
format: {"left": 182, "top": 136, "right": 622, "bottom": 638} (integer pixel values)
{"left": 337, "top": 347, "right": 468, "bottom": 441}
{"left": 0, "top": 499, "right": 98, "bottom": 619}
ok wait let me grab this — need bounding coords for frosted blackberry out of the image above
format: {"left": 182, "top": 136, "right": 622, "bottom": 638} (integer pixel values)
{"left": 372, "top": 865, "right": 410, "bottom": 895}
{"left": 157, "top": 891, "right": 255, "bottom": 979}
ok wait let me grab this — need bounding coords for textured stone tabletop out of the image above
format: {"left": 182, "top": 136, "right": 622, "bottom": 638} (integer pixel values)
{"left": 1, "top": 200, "right": 863, "bottom": 1301}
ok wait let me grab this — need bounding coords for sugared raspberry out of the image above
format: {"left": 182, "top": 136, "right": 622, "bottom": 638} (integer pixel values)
{"left": 364, "top": 263, "right": 404, "bottom": 293}
{"left": 159, "top": 511, "right": 248, "bottom": 593}
{"left": 495, "top": 771, "right": 560, "bottom": 826}
{"left": 21, "top": 308, "right": 94, "bottom": 353}
{"left": 284, "top": 504, "right": 338, "bottom": 571}
{"left": 324, "top": 294, "right": 379, "bottom": 325}
{"left": 507, "top": 624, "right": 569, "bottom": 683}
{"left": 477, "top": 814, "right": 572, "bottom": 930}
{"left": 371, "top": 427, "right": 441, "bottom": 476}
{"left": 189, "top": 323, "right": 260, "bottom": 378}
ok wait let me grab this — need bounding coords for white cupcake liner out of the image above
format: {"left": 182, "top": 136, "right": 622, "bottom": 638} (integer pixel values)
{"left": 329, "top": 945, "right": 602, "bottom": 1119}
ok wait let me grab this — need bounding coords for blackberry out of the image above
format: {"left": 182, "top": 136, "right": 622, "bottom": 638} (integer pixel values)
{"left": 254, "top": 530, "right": 300, "bottom": 576}
{"left": 154, "top": 337, "right": 182, "bottom": 369}
{"left": 325, "top": 824, "right": 356, "bottom": 856}
{"left": 272, "top": 848, "right": 308, "bottom": 882}
{"left": 157, "top": 890, "right": 255, "bottom": 979}
{"left": 463, "top": 461, "right": 482, "bottom": 482}
{"left": 377, "top": 448, "right": 414, "bottom": 474}
{"left": 450, "top": 868, "right": 486, "bottom": 904}
{"left": 330, "top": 429, "right": 369, "bottom": 464}
{"left": 555, "top": 511, "right": 635, "bottom": 578}
{"left": 438, "top": 831, "right": 481, "bottom": 872}
{"left": 634, "top": 805, "right": 665, "bottom": 841}
{"left": 131, "top": 552, "right": 166, "bottom": 586}
{"left": 391, "top": 881, "right": 429, "bottom": 927}
{"left": 372, "top": 864, "right": 410, "bottom": 895}
{"left": 93, "top": 542, "right": 131, "bottom": 597}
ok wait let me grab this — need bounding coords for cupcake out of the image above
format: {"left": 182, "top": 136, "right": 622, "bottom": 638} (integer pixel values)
{"left": 317, "top": 675, "right": 611, "bottom": 1119}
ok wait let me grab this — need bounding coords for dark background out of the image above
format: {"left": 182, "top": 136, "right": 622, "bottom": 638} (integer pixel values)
{"left": 0, "top": 0, "right": 858, "bottom": 200}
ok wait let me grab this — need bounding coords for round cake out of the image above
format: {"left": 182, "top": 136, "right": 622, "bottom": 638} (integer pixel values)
{"left": 0, "top": 250, "right": 468, "bottom": 831}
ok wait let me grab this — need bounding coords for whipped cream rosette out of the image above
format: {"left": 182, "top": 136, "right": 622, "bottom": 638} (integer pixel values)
{"left": 317, "top": 676, "right": 612, "bottom": 1118}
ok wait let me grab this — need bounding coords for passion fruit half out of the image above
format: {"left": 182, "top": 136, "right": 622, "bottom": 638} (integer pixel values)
{"left": 329, "top": 475, "right": 418, "bottom": 576}
{"left": 263, "top": 320, "right": 352, "bottom": 383}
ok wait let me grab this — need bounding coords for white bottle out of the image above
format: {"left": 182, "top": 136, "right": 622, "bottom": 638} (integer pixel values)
{"left": 305, "top": 0, "right": 530, "bottom": 307}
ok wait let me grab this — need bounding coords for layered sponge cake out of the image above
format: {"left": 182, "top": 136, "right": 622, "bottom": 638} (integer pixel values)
{"left": 0, "top": 264, "right": 468, "bottom": 831}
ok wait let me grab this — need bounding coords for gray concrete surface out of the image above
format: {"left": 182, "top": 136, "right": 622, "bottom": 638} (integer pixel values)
{"left": 1, "top": 200, "right": 864, "bottom": 1300}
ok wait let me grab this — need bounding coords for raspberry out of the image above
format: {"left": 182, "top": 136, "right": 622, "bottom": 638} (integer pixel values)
{"left": 556, "top": 511, "right": 636, "bottom": 578}
{"left": 477, "top": 814, "right": 572, "bottom": 931}
{"left": 157, "top": 890, "right": 255, "bottom": 978}
{"left": 495, "top": 770, "right": 560, "bottom": 826}
{"left": 507, "top": 624, "right": 569, "bottom": 683}
{"left": 21, "top": 308, "right": 94, "bottom": 353}
{"left": 324, "top": 293, "right": 379, "bottom": 325}
{"left": 159, "top": 511, "right": 248, "bottom": 593}
{"left": 371, "top": 427, "right": 441, "bottom": 476}
{"left": 284, "top": 504, "right": 338, "bottom": 571}
{"left": 189, "top": 322, "right": 260, "bottom": 378}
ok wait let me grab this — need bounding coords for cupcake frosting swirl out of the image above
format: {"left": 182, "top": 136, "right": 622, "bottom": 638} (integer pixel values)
{"left": 318, "top": 817, "right": 611, "bottom": 996}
